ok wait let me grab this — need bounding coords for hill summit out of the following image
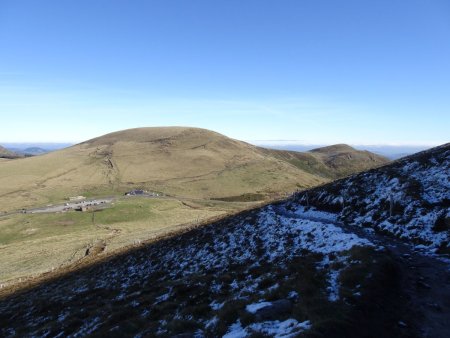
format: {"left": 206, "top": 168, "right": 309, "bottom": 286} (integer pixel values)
{"left": 0, "top": 127, "right": 323, "bottom": 211}
{"left": 310, "top": 143, "right": 356, "bottom": 154}
{"left": 0, "top": 127, "right": 389, "bottom": 212}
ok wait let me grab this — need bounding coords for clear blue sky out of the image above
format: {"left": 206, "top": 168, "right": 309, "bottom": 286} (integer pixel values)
{"left": 1, "top": 0, "right": 449, "bottom": 145}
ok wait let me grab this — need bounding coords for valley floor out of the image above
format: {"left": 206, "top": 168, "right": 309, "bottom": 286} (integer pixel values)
{"left": 0, "top": 196, "right": 257, "bottom": 287}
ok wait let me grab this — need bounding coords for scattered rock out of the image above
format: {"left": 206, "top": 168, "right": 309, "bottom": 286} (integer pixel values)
{"left": 85, "top": 239, "right": 107, "bottom": 256}
{"left": 398, "top": 321, "right": 408, "bottom": 328}
{"left": 287, "top": 291, "right": 299, "bottom": 301}
{"left": 254, "top": 299, "right": 293, "bottom": 321}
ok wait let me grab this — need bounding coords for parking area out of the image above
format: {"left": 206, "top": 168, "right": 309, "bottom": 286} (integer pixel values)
{"left": 23, "top": 198, "right": 114, "bottom": 214}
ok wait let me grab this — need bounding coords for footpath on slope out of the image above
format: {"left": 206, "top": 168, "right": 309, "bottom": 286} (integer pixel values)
{"left": 341, "top": 221, "right": 450, "bottom": 338}
{"left": 273, "top": 204, "right": 450, "bottom": 338}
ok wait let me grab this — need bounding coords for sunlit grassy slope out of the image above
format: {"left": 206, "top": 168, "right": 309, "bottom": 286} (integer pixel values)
{"left": 0, "top": 127, "right": 326, "bottom": 213}
{"left": 0, "top": 197, "right": 249, "bottom": 283}
{"left": 260, "top": 144, "right": 389, "bottom": 179}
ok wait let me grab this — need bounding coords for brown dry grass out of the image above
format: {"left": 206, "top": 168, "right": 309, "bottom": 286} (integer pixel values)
{"left": 260, "top": 144, "right": 389, "bottom": 179}
{"left": 0, "top": 197, "right": 250, "bottom": 285}
{"left": 0, "top": 197, "right": 267, "bottom": 297}
{"left": 0, "top": 127, "right": 326, "bottom": 213}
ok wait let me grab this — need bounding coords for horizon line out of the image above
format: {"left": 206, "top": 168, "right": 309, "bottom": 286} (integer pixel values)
{"left": 246, "top": 140, "right": 445, "bottom": 147}
{"left": 1, "top": 140, "right": 445, "bottom": 148}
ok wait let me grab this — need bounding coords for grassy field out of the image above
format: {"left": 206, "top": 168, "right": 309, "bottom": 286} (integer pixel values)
{"left": 0, "top": 196, "right": 255, "bottom": 285}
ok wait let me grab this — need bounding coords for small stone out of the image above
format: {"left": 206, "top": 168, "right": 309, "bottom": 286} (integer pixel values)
{"left": 255, "top": 299, "right": 293, "bottom": 320}
{"left": 398, "top": 321, "right": 407, "bottom": 328}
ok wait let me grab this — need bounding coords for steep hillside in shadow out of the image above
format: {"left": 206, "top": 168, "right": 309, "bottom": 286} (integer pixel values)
{"left": 293, "top": 143, "right": 450, "bottom": 253}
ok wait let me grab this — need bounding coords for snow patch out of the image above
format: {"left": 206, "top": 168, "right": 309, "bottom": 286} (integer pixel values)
{"left": 246, "top": 301, "right": 272, "bottom": 314}
{"left": 224, "top": 319, "right": 311, "bottom": 337}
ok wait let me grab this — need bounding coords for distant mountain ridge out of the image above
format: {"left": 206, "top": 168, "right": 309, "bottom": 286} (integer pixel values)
{"left": 260, "top": 143, "right": 389, "bottom": 179}
{"left": 310, "top": 143, "right": 356, "bottom": 154}
{"left": 22, "top": 147, "right": 48, "bottom": 155}
{"left": 253, "top": 143, "right": 434, "bottom": 160}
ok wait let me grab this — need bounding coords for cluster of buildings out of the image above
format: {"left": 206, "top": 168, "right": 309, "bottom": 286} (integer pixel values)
{"left": 124, "top": 190, "right": 161, "bottom": 197}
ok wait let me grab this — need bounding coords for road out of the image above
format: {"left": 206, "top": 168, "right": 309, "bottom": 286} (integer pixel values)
{"left": 0, "top": 198, "right": 114, "bottom": 216}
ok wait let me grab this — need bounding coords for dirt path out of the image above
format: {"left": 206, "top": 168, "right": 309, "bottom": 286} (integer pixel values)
{"left": 282, "top": 207, "right": 450, "bottom": 338}
{"left": 341, "top": 222, "right": 450, "bottom": 338}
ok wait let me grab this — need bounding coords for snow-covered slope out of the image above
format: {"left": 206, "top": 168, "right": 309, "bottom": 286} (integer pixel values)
{"left": 293, "top": 143, "right": 450, "bottom": 253}
{"left": 1, "top": 203, "right": 384, "bottom": 337}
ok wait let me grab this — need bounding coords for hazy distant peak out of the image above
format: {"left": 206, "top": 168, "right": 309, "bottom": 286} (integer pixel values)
{"left": 309, "top": 144, "right": 356, "bottom": 154}
{"left": 23, "top": 147, "right": 47, "bottom": 155}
